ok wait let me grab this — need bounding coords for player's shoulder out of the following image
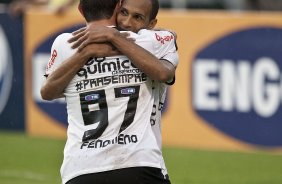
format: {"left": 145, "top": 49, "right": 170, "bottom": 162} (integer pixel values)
{"left": 138, "top": 29, "right": 173, "bottom": 36}
{"left": 51, "top": 33, "right": 74, "bottom": 55}
{"left": 138, "top": 29, "right": 175, "bottom": 44}
{"left": 120, "top": 30, "right": 139, "bottom": 40}
{"left": 53, "top": 33, "right": 72, "bottom": 46}
{"left": 56, "top": 33, "right": 72, "bottom": 40}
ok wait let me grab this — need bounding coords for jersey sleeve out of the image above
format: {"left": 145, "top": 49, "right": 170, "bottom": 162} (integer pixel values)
{"left": 152, "top": 30, "right": 179, "bottom": 68}
{"left": 153, "top": 30, "right": 179, "bottom": 85}
{"left": 44, "top": 33, "right": 73, "bottom": 77}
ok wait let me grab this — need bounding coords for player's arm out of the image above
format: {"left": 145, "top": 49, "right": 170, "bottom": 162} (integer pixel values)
{"left": 40, "top": 51, "right": 88, "bottom": 101}
{"left": 109, "top": 31, "right": 176, "bottom": 83}
{"left": 41, "top": 36, "right": 119, "bottom": 101}
{"left": 69, "top": 26, "right": 176, "bottom": 83}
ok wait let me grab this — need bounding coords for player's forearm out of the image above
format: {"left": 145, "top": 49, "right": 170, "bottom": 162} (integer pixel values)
{"left": 41, "top": 52, "right": 88, "bottom": 101}
{"left": 109, "top": 32, "right": 174, "bottom": 82}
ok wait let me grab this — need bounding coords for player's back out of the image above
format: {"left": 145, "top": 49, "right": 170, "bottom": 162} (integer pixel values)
{"left": 48, "top": 32, "right": 161, "bottom": 184}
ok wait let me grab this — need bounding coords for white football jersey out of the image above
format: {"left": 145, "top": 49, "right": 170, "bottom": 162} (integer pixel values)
{"left": 149, "top": 51, "right": 178, "bottom": 177}
{"left": 45, "top": 28, "right": 178, "bottom": 184}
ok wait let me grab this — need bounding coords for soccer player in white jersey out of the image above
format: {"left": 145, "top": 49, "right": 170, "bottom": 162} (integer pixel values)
{"left": 70, "top": 0, "right": 178, "bottom": 179}
{"left": 40, "top": 0, "right": 178, "bottom": 183}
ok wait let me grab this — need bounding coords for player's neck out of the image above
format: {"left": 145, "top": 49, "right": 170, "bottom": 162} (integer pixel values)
{"left": 87, "top": 18, "right": 116, "bottom": 27}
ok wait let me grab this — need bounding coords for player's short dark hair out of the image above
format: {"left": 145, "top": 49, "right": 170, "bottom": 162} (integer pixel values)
{"left": 149, "top": 0, "right": 159, "bottom": 20}
{"left": 80, "top": 0, "right": 119, "bottom": 22}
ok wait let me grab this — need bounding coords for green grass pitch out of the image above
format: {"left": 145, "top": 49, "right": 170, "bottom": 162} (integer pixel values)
{"left": 1, "top": 131, "right": 282, "bottom": 184}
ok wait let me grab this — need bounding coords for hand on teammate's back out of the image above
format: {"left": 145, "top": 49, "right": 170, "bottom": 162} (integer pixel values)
{"left": 80, "top": 43, "right": 121, "bottom": 58}
{"left": 68, "top": 25, "right": 135, "bottom": 51}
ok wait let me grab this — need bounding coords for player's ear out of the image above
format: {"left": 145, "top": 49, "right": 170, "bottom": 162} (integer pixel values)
{"left": 119, "top": 0, "right": 123, "bottom": 7}
{"left": 115, "top": 0, "right": 122, "bottom": 13}
{"left": 148, "top": 19, "right": 157, "bottom": 30}
{"left": 117, "top": 0, "right": 124, "bottom": 10}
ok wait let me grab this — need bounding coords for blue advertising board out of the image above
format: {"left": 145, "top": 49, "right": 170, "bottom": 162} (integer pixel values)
{"left": 192, "top": 26, "right": 282, "bottom": 147}
{"left": 0, "top": 14, "right": 24, "bottom": 130}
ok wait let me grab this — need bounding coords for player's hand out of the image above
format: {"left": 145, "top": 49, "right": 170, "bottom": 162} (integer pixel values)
{"left": 68, "top": 27, "right": 86, "bottom": 44}
{"left": 68, "top": 27, "right": 91, "bottom": 51}
{"left": 68, "top": 25, "right": 119, "bottom": 52}
{"left": 80, "top": 43, "right": 121, "bottom": 58}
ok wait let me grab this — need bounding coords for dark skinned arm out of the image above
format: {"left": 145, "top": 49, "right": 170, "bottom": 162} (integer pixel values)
{"left": 109, "top": 30, "right": 176, "bottom": 82}
{"left": 69, "top": 26, "right": 176, "bottom": 83}
{"left": 41, "top": 43, "right": 119, "bottom": 101}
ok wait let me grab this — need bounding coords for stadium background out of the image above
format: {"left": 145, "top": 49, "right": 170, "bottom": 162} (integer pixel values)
{"left": 1, "top": 0, "right": 282, "bottom": 183}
